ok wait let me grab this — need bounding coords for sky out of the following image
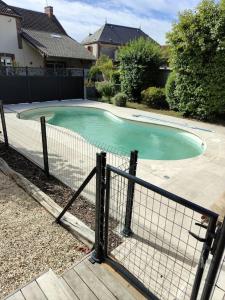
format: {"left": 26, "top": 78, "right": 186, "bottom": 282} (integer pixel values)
{"left": 6, "top": 0, "right": 200, "bottom": 44}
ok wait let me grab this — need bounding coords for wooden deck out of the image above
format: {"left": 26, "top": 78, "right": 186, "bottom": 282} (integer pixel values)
{"left": 5, "top": 255, "right": 146, "bottom": 300}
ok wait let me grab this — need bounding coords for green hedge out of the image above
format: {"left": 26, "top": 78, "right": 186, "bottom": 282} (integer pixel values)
{"left": 165, "top": 72, "right": 178, "bottom": 110}
{"left": 167, "top": 0, "right": 225, "bottom": 120}
{"left": 141, "top": 87, "right": 168, "bottom": 109}
{"left": 117, "top": 37, "right": 163, "bottom": 102}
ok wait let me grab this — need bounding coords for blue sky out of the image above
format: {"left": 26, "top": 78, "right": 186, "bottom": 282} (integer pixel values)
{"left": 6, "top": 0, "right": 200, "bottom": 44}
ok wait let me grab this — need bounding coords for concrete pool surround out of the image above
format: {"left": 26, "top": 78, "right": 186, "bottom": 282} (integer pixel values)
{"left": 4, "top": 99, "right": 225, "bottom": 209}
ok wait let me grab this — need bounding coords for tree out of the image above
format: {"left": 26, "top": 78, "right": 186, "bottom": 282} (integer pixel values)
{"left": 117, "top": 37, "right": 163, "bottom": 102}
{"left": 88, "top": 55, "right": 114, "bottom": 81}
{"left": 167, "top": 0, "right": 225, "bottom": 120}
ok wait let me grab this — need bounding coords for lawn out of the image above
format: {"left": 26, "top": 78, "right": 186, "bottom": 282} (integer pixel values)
{"left": 126, "top": 101, "right": 184, "bottom": 118}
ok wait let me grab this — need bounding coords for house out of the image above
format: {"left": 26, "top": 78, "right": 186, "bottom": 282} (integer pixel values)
{"left": 0, "top": 0, "right": 95, "bottom": 68}
{"left": 82, "top": 23, "right": 158, "bottom": 60}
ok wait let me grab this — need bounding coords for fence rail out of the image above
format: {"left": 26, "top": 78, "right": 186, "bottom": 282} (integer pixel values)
{"left": 0, "top": 66, "right": 84, "bottom": 77}
{"left": 99, "top": 165, "right": 219, "bottom": 299}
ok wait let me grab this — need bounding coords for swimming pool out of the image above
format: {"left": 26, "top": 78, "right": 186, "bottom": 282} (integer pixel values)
{"left": 19, "top": 106, "right": 205, "bottom": 160}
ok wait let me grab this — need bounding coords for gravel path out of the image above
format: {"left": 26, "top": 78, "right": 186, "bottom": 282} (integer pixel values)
{"left": 0, "top": 171, "right": 85, "bottom": 299}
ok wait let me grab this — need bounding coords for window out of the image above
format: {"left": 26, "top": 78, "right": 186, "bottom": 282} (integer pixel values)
{"left": 0, "top": 57, "right": 13, "bottom": 66}
{"left": 87, "top": 46, "right": 93, "bottom": 53}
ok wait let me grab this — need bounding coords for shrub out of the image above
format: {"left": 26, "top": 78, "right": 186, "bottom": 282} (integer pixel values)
{"left": 117, "top": 37, "right": 163, "bottom": 102}
{"left": 95, "top": 81, "right": 115, "bottom": 102}
{"left": 167, "top": 0, "right": 225, "bottom": 120}
{"left": 141, "top": 87, "right": 168, "bottom": 109}
{"left": 89, "top": 55, "right": 114, "bottom": 81}
{"left": 113, "top": 92, "right": 128, "bottom": 107}
{"left": 111, "top": 70, "right": 121, "bottom": 84}
{"left": 165, "top": 72, "right": 178, "bottom": 110}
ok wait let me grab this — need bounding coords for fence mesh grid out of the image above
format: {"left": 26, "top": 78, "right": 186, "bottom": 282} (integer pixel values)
{"left": 210, "top": 251, "right": 225, "bottom": 300}
{"left": 0, "top": 112, "right": 130, "bottom": 205}
{"left": 107, "top": 171, "right": 213, "bottom": 300}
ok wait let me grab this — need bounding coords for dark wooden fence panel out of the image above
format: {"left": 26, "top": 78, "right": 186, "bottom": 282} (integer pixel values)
{"left": 0, "top": 76, "right": 28, "bottom": 104}
{"left": 61, "top": 77, "right": 84, "bottom": 100}
{"left": 0, "top": 67, "right": 84, "bottom": 104}
{"left": 29, "top": 77, "right": 60, "bottom": 102}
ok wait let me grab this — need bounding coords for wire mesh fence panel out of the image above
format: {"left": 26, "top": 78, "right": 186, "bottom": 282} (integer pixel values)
{"left": 209, "top": 251, "right": 225, "bottom": 300}
{"left": 0, "top": 113, "right": 43, "bottom": 168}
{"left": 45, "top": 124, "right": 130, "bottom": 203}
{"left": 105, "top": 168, "right": 218, "bottom": 300}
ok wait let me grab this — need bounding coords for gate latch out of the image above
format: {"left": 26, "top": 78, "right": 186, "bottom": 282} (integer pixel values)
{"left": 189, "top": 222, "right": 208, "bottom": 243}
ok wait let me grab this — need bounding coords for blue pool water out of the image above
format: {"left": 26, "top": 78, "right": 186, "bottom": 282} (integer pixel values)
{"left": 20, "top": 106, "right": 205, "bottom": 160}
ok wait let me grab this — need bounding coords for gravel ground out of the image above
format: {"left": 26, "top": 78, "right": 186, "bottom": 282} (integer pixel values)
{"left": 0, "top": 171, "right": 86, "bottom": 299}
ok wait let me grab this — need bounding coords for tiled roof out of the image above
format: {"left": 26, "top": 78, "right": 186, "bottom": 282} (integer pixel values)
{"left": 10, "top": 5, "right": 95, "bottom": 60}
{"left": 22, "top": 29, "right": 95, "bottom": 60}
{"left": 0, "top": 0, "right": 20, "bottom": 18}
{"left": 82, "top": 23, "right": 158, "bottom": 45}
{"left": 11, "top": 6, "right": 66, "bottom": 34}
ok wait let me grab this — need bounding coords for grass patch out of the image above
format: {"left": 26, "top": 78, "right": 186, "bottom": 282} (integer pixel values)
{"left": 88, "top": 97, "right": 225, "bottom": 126}
{"left": 126, "top": 101, "right": 184, "bottom": 118}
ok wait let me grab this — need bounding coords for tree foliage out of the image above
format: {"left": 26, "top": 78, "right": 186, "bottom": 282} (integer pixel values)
{"left": 141, "top": 87, "right": 168, "bottom": 109}
{"left": 167, "top": 0, "right": 225, "bottom": 120}
{"left": 88, "top": 55, "right": 114, "bottom": 81}
{"left": 117, "top": 37, "right": 163, "bottom": 102}
{"left": 95, "top": 81, "right": 115, "bottom": 102}
{"left": 165, "top": 72, "right": 178, "bottom": 110}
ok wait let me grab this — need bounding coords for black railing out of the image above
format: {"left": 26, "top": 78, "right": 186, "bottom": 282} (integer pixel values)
{"left": 92, "top": 163, "right": 221, "bottom": 300}
{"left": 0, "top": 66, "right": 84, "bottom": 77}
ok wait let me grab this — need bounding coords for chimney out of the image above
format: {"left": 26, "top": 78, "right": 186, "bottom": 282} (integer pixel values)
{"left": 44, "top": 6, "right": 53, "bottom": 18}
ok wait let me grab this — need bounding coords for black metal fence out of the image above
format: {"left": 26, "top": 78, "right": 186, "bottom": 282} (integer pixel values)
{"left": 1, "top": 100, "right": 225, "bottom": 300}
{"left": 0, "top": 66, "right": 84, "bottom": 104}
{"left": 91, "top": 160, "right": 225, "bottom": 300}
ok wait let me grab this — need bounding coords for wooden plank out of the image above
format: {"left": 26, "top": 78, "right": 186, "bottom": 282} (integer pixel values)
{"left": 63, "top": 268, "right": 98, "bottom": 300}
{"left": 21, "top": 281, "right": 47, "bottom": 300}
{"left": 74, "top": 261, "right": 116, "bottom": 300}
{"left": 86, "top": 260, "right": 137, "bottom": 300}
{"left": 59, "top": 278, "right": 79, "bottom": 300}
{"left": 6, "top": 291, "right": 25, "bottom": 300}
{"left": 103, "top": 263, "right": 147, "bottom": 300}
{"left": 36, "top": 269, "right": 72, "bottom": 300}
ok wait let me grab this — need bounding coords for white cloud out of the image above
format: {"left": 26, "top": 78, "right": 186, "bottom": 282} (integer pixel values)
{"left": 6, "top": 0, "right": 200, "bottom": 44}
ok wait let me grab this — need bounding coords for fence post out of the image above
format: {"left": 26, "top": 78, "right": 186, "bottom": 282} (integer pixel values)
{"left": 90, "top": 151, "right": 106, "bottom": 263}
{"left": 122, "top": 150, "right": 138, "bottom": 237}
{"left": 201, "top": 218, "right": 225, "bottom": 300}
{"left": 26, "top": 67, "right": 31, "bottom": 103}
{"left": 40, "top": 116, "right": 49, "bottom": 177}
{"left": 83, "top": 68, "right": 87, "bottom": 100}
{"left": 0, "top": 100, "right": 9, "bottom": 147}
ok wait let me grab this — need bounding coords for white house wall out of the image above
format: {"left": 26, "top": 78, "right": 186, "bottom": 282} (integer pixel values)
{"left": 0, "top": 14, "right": 44, "bottom": 67}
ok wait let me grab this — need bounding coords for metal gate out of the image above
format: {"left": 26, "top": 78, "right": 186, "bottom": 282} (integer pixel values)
{"left": 91, "top": 154, "right": 221, "bottom": 300}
